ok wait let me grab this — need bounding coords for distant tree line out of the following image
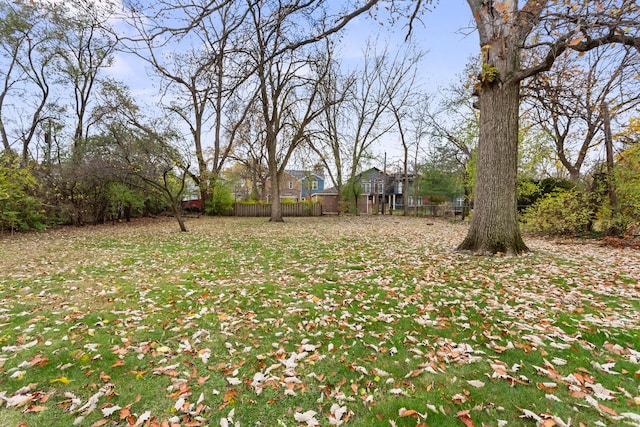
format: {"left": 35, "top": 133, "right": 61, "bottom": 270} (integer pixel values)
{"left": 1, "top": 0, "right": 639, "bottom": 243}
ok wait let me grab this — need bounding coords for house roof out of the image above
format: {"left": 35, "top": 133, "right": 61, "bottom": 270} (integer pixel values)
{"left": 314, "top": 186, "right": 338, "bottom": 195}
{"left": 357, "top": 167, "right": 390, "bottom": 180}
{"left": 286, "top": 169, "right": 324, "bottom": 181}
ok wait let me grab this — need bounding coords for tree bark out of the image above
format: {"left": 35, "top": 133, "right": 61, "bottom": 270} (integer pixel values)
{"left": 457, "top": 78, "right": 527, "bottom": 254}
{"left": 169, "top": 202, "right": 188, "bottom": 232}
{"left": 269, "top": 168, "right": 283, "bottom": 222}
{"left": 458, "top": 0, "right": 529, "bottom": 255}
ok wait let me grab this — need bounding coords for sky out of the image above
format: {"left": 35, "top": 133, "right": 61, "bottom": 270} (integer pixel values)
{"left": 336, "top": 1, "right": 480, "bottom": 163}
{"left": 104, "top": 0, "right": 480, "bottom": 166}
{"left": 342, "top": 1, "right": 478, "bottom": 91}
{"left": 107, "top": 1, "right": 478, "bottom": 92}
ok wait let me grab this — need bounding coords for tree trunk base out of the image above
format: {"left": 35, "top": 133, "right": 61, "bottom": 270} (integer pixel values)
{"left": 456, "top": 231, "right": 528, "bottom": 256}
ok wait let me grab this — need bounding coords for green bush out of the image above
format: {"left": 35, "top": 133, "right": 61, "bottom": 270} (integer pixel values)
{"left": 521, "top": 189, "right": 593, "bottom": 236}
{"left": 517, "top": 177, "right": 575, "bottom": 211}
{"left": 598, "top": 145, "right": 640, "bottom": 235}
{"left": 0, "top": 154, "right": 46, "bottom": 233}
{"left": 207, "top": 182, "right": 235, "bottom": 215}
{"left": 107, "top": 182, "right": 146, "bottom": 220}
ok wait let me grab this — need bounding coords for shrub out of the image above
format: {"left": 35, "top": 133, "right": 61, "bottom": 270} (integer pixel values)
{"left": 0, "top": 154, "right": 46, "bottom": 233}
{"left": 521, "top": 189, "right": 593, "bottom": 236}
{"left": 597, "top": 145, "right": 640, "bottom": 235}
{"left": 207, "top": 182, "right": 235, "bottom": 215}
{"left": 107, "top": 182, "right": 146, "bottom": 221}
{"left": 517, "top": 177, "right": 575, "bottom": 211}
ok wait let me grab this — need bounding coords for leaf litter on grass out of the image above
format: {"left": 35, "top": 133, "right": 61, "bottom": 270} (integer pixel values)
{"left": 0, "top": 216, "right": 639, "bottom": 426}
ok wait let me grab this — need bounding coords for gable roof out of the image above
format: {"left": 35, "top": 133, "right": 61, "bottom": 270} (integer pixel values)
{"left": 286, "top": 169, "right": 324, "bottom": 181}
{"left": 357, "top": 167, "right": 390, "bottom": 180}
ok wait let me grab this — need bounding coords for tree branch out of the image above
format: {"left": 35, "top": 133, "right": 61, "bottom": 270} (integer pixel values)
{"left": 514, "top": 32, "right": 640, "bottom": 83}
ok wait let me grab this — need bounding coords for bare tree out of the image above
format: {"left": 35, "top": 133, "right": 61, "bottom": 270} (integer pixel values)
{"left": 310, "top": 41, "right": 405, "bottom": 210}
{"left": 121, "top": 0, "right": 381, "bottom": 214}
{"left": 307, "top": 40, "right": 354, "bottom": 198}
{"left": 53, "top": 3, "right": 118, "bottom": 156}
{"left": 123, "top": 0, "right": 256, "bottom": 212}
{"left": 524, "top": 47, "right": 640, "bottom": 184}
{"left": 230, "top": 104, "right": 270, "bottom": 201}
{"left": 0, "top": 2, "right": 60, "bottom": 164}
{"left": 382, "top": 44, "right": 426, "bottom": 215}
{"left": 0, "top": 2, "right": 28, "bottom": 153}
{"left": 246, "top": 0, "right": 341, "bottom": 222}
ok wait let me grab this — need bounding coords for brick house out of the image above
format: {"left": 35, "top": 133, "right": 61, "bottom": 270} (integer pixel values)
{"left": 264, "top": 171, "right": 303, "bottom": 202}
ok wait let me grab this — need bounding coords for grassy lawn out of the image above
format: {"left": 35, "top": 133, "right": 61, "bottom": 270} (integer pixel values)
{"left": 0, "top": 216, "right": 638, "bottom": 427}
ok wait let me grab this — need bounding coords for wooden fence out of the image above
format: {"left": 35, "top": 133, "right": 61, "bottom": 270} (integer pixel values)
{"left": 233, "top": 203, "right": 322, "bottom": 217}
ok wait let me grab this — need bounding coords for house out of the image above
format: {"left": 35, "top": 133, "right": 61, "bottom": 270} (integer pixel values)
{"left": 264, "top": 169, "right": 325, "bottom": 203}
{"left": 264, "top": 171, "right": 303, "bottom": 202}
{"left": 347, "top": 168, "right": 430, "bottom": 214}
{"left": 286, "top": 169, "right": 325, "bottom": 199}
{"left": 388, "top": 171, "right": 424, "bottom": 211}
{"left": 353, "top": 167, "right": 388, "bottom": 213}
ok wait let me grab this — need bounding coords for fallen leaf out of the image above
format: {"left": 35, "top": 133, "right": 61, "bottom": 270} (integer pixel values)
{"left": 456, "top": 410, "right": 475, "bottom": 427}
{"left": 399, "top": 408, "right": 418, "bottom": 417}
{"left": 598, "top": 403, "right": 618, "bottom": 416}
{"left": 24, "top": 405, "right": 48, "bottom": 413}
{"left": 466, "top": 380, "right": 485, "bottom": 388}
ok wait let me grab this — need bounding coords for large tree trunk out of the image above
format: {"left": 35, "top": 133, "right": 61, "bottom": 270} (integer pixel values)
{"left": 458, "top": 1, "right": 528, "bottom": 255}
{"left": 270, "top": 168, "right": 283, "bottom": 222}
{"left": 457, "top": 79, "right": 527, "bottom": 255}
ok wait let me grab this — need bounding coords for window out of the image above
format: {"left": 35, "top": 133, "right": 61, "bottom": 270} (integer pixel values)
{"left": 362, "top": 182, "right": 371, "bottom": 193}
{"left": 375, "top": 179, "right": 384, "bottom": 194}
{"left": 288, "top": 181, "right": 293, "bottom": 189}
{"left": 396, "top": 182, "right": 403, "bottom": 194}
{"left": 311, "top": 180, "right": 318, "bottom": 190}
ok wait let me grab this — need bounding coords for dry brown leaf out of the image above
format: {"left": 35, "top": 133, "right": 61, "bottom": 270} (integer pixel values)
{"left": 569, "top": 35, "right": 584, "bottom": 46}
{"left": 538, "top": 382, "right": 558, "bottom": 392}
{"left": 119, "top": 406, "right": 131, "bottom": 420}
{"left": 398, "top": 408, "right": 418, "bottom": 417}
{"left": 598, "top": 403, "right": 618, "bottom": 416}
{"left": 111, "top": 359, "right": 125, "bottom": 368}
{"left": 456, "top": 409, "right": 475, "bottom": 427}
{"left": 24, "top": 405, "right": 48, "bottom": 413}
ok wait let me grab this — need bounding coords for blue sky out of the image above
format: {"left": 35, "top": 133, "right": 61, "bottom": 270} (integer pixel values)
{"left": 341, "top": 0, "right": 478, "bottom": 93}
{"left": 335, "top": 1, "right": 479, "bottom": 163}
{"left": 107, "top": 1, "right": 478, "bottom": 99}
{"left": 105, "top": 1, "right": 480, "bottom": 165}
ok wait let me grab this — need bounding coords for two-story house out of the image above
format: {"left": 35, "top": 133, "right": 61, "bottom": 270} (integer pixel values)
{"left": 286, "top": 170, "right": 325, "bottom": 199}
{"left": 355, "top": 167, "right": 392, "bottom": 214}
{"left": 263, "top": 169, "right": 325, "bottom": 203}
{"left": 352, "top": 168, "right": 426, "bottom": 214}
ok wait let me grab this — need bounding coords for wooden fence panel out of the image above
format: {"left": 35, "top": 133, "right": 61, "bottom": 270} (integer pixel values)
{"left": 233, "top": 203, "right": 322, "bottom": 217}
{"left": 233, "top": 204, "right": 270, "bottom": 217}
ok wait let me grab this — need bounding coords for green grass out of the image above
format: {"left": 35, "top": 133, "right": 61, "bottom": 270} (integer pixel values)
{"left": 0, "top": 216, "right": 639, "bottom": 426}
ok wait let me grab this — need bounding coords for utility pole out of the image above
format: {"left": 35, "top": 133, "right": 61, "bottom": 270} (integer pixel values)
{"left": 382, "top": 151, "right": 386, "bottom": 215}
